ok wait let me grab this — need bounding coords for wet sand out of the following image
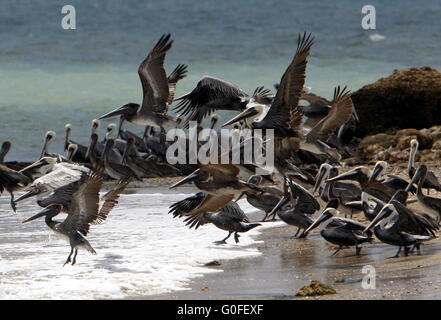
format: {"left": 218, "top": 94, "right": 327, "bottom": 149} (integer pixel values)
{"left": 142, "top": 163, "right": 441, "bottom": 300}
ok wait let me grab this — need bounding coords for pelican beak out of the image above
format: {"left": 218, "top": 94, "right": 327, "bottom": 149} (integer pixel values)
{"left": 368, "top": 165, "right": 383, "bottom": 183}
{"left": 363, "top": 206, "right": 392, "bottom": 233}
{"left": 169, "top": 169, "right": 203, "bottom": 189}
{"left": 405, "top": 169, "right": 421, "bottom": 192}
{"left": 19, "top": 158, "right": 46, "bottom": 174}
{"left": 99, "top": 105, "right": 130, "bottom": 120}
{"left": 14, "top": 189, "right": 39, "bottom": 203}
{"left": 22, "top": 207, "right": 52, "bottom": 223}
{"left": 313, "top": 166, "right": 327, "bottom": 195}
{"left": 222, "top": 107, "right": 258, "bottom": 127}
{"left": 304, "top": 211, "right": 331, "bottom": 234}
{"left": 326, "top": 169, "right": 358, "bottom": 183}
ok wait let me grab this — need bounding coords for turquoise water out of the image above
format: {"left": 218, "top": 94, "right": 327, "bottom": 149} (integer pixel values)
{"left": 1, "top": 0, "right": 440, "bottom": 161}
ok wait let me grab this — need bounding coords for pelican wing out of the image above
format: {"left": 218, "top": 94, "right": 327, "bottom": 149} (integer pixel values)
{"left": 167, "top": 64, "right": 188, "bottom": 104}
{"left": 220, "top": 200, "right": 249, "bottom": 222}
{"left": 65, "top": 169, "right": 103, "bottom": 236}
{"left": 288, "top": 179, "right": 320, "bottom": 213}
{"left": 261, "top": 33, "right": 314, "bottom": 131}
{"left": 306, "top": 86, "right": 353, "bottom": 142}
{"left": 95, "top": 178, "right": 131, "bottom": 225}
{"left": 391, "top": 200, "right": 438, "bottom": 236}
{"left": 138, "top": 34, "right": 173, "bottom": 114}
{"left": 250, "top": 86, "right": 273, "bottom": 105}
{"left": 0, "top": 164, "right": 30, "bottom": 193}
{"left": 188, "top": 193, "right": 235, "bottom": 216}
{"left": 169, "top": 192, "right": 206, "bottom": 218}
{"left": 173, "top": 76, "right": 247, "bottom": 125}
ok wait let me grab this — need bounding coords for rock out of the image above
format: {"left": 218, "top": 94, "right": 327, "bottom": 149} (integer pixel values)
{"left": 352, "top": 66, "right": 441, "bottom": 137}
{"left": 296, "top": 280, "right": 337, "bottom": 297}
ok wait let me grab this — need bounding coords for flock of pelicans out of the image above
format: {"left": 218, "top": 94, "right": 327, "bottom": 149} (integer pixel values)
{"left": 1, "top": 33, "right": 441, "bottom": 267}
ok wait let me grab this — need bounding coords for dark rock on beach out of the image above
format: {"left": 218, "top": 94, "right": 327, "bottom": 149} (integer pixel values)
{"left": 352, "top": 66, "right": 441, "bottom": 137}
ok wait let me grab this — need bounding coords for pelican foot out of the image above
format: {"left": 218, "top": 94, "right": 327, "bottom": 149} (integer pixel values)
{"left": 234, "top": 233, "right": 240, "bottom": 244}
{"left": 355, "top": 246, "right": 362, "bottom": 256}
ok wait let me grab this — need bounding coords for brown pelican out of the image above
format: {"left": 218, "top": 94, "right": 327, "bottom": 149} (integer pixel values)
{"left": 22, "top": 170, "right": 130, "bottom": 265}
{"left": 169, "top": 192, "right": 261, "bottom": 244}
{"left": 102, "top": 139, "right": 138, "bottom": 181}
{"left": 304, "top": 208, "right": 372, "bottom": 256}
{"left": 407, "top": 139, "right": 441, "bottom": 194}
{"left": 238, "top": 175, "right": 283, "bottom": 222}
{"left": 275, "top": 179, "right": 320, "bottom": 238}
{"left": 370, "top": 161, "right": 416, "bottom": 193}
{"left": 0, "top": 164, "right": 32, "bottom": 211}
{"left": 169, "top": 164, "right": 261, "bottom": 216}
{"left": 327, "top": 166, "right": 396, "bottom": 202}
{"left": 14, "top": 161, "right": 90, "bottom": 204}
{"left": 173, "top": 76, "right": 249, "bottom": 126}
{"left": 40, "top": 131, "right": 57, "bottom": 158}
{"left": 0, "top": 141, "right": 11, "bottom": 164}
{"left": 364, "top": 200, "right": 438, "bottom": 257}
{"left": 64, "top": 123, "right": 95, "bottom": 162}
{"left": 406, "top": 164, "right": 441, "bottom": 223}
{"left": 99, "top": 34, "right": 179, "bottom": 129}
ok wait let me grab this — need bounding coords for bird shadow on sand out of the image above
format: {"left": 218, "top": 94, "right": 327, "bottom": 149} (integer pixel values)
{"left": 92, "top": 253, "right": 152, "bottom": 274}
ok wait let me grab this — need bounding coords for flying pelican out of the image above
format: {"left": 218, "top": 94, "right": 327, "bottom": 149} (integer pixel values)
{"left": 0, "top": 141, "right": 11, "bottom": 164}
{"left": 0, "top": 164, "right": 32, "bottom": 211}
{"left": 169, "top": 192, "right": 261, "bottom": 244}
{"left": 406, "top": 164, "right": 441, "bottom": 223}
{"left": 169, "top": 164, "right": 261, "bottom": 217}
{"left": 99, "top": 34, "right": 179, "bottom": 129}
{"left": 22, "top": 170, "right": 130, "bottom": 265}
{"left": 407, "top": 139, "right": 441, "bottom": 194}
{"left": 305, "top": 208, "right": 373, "bottom": 256}
{"left": 364, "top": 200, "right": 438, "bottom": 257}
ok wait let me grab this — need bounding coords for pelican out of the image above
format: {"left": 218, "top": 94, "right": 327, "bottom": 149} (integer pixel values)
{"left": 40, "top": 131, "right": 57, "bottom": 158}
{"left": 407, "top": 139, "right": 441, "bottom": 194}
{"left": 364, "top": 201, "right": 438, "bottom": 257}
{"left": 14, "top": 160, "right": 90, "bottom": 204}
{"left": 275, "top": 179, "right": 320, "bottom": 238}
{"left": 406, "top": 164, "right": 441, "bottom": 222}
{"left": 22, "top": 170, "right": 130, "bottom": 265}
{"left": 0, "top": 164, "right": 32, "bottom": 211}
{"left": 64, "top": 124, "right": 89, "bottom": 162}
{"left": 102, "top": 139, "right": 138, "bottom": 181}
{"left": 169, "top": 164, "right": 261, "bottom": 217}
{"left": 99, "top": 34, "right": 179, "bottom": 129}
{"left": 304, "top": 208, "right": 372, "bottom": 256}
{"left": 169, "top": 192, "right": 261, "bottom": 244}
{"left": 327, "top": 166, "right": 396, "bottom": 202}
{"left": 370, "top": 161, "right": 416, "bottom": 193}
{"left": 0, "top": 141, "right": 11, "bottom": 164}
{"left": 173, "top": 76, "right": 249, "bottom": 126}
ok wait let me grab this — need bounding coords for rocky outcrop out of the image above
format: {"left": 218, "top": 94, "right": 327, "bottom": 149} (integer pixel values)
{"left": 352, "top": 66, "right": 441, "bottom": 137}
{"left": 357, "top": 125, "right": 441, "bottom": 163}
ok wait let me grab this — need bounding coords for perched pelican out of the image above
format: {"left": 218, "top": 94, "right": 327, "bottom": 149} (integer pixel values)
{"left": 275, "top": 179, "right": 320, "bottom": 238}
{"left": 406, "top": 164, "right": 441, "bottom": 222}
{"left": 0, "top": 141, "right": 11, "bottom": 164}
{"left": 370, "top": 161, "right": 416, "bottom": 193}
{"left": 0, "top": 164, "right": 32, "bottom": 211}
{"left": 40, "top": 131, "right": 57, "bottom": 158}
{"left": 305, "top": 208, "right": 372, "bottom": 256}
{"left": 99, "top": 34, "right": 179, "bottom": 129}
{"left": 22, "top": 170, "right": 130, "bottom": 265}
{"left": 407, "top": 139, "right": 441, "bottom": 194}
{"left": 102, "top": 139, "right": 138, "bottom": 181}
{"left": 64, "top": 124, "right": 89, "bottom": 162}
{"left": 364, "top": 200, "right": 438, "bottom": 257}
{"left": 169, "top": 192, "right": 261, "bottom": 244}
{"left": 327, "top": 166, "right": 395, "bottom": 202}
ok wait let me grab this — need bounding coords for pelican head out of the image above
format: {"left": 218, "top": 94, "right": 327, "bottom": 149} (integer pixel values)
{"left": 313, "top": 163, "right": 332, "bottom": 195}
{"left": 327, "top": 166, "right": 370, "bottom": 183}
{"left": 45, "top": 131, "right": 56, "bottom": 142}
{"left": 0, "top": 141, "right": 11, "bottom": 162}
{"left": 99, "top": 103, "right": 139, "bottom": 120}
{"left": 22, "top": 204, "right": 62, "bottom": 223}
{"left": 169, "top": 169, "right": 209, "bottom": 189}
{"left": 369, "top": 161, "right": 388, "bottom": 182}
{"left": 210, "top": 114, "right": 220, "bottom": 129}
{"left": 363, "top": 204, "right": 394, "bottom": 233}
{"left": 410, "top": 138, "right": 419, "bottom": 151}
{"left": 222, "top": 106, "right": 261, "bottom": 128}
{"left": 67, "top": 143, "right": 78, "bottom": 160}
{"left": 20, "top": 156, "right": 57, "bottom": 177}
{"left": 248, "top": 175, "right": 263, "bottom": 185}
{"left": 304, "top": 208, "right": 339, "bottom": 234}
{"left": 65, "top": 123, "right": 72, "bottom": 132}
{"left": 91, "top": 119, "right": 100, "bottom": 134}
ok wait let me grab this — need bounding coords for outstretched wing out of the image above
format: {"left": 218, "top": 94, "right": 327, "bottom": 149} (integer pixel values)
{"left": 138, "top": 34, "right": 173, "bottom": 114}
{"left": 167, "top": 64, "right": 188, "bottom": 104}
{"left": 173, "top": 76, "right": 247, "bottom": 125}
{"left": 260, "top": 33, "right": 314, "bottom": 131}
{"left": 169, "top": 192, "right": 206, "bottom": 218}
{"left": 65, "top": 169, "right": 103, "bottom": 236}
{"left": 306, "top": 86, "right": 353, "bottom": 142}
{"left": 94, "top": 178, "right": 131, "bottom": 225}
{"left": 250, "top": 86, "right": 273, "bottom": 105}
{"left": 0, "top": 164, "right": 30, "bottom": 193}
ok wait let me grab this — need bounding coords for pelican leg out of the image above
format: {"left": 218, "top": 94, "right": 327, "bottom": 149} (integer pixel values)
{"left": 64, "top": 248, "right": 74, "bottom": 266}
{"left": 9, "top": 192, "right": 16, "bottom": 213}
{"left": 393, "top": 246, "right": 402, "bottom": 258}
{"left": 293, "top": 228, "right": 300, "bottom": 238}
{"left": 298, "top": 229, "right": 308, "bottom": 238}
{"left": 234, "top": 232, "right": 241, "bottom": 244}
{"left": 72, "top": 249, "right": 78, "bottom": 265}
{"left": 215, "top": 232, "right": 232, "bottom": 245}
{"left": 331, "top": 246, "right": 342, "bottom": 256}
{"left": 261, "top": 211, "right": 269, "bottom": 222}
{"left": 355, "top": 245, "right": 362, "bottom": 256}
{"left": 404, "top": 246, "right": 410, "bottom": 257}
